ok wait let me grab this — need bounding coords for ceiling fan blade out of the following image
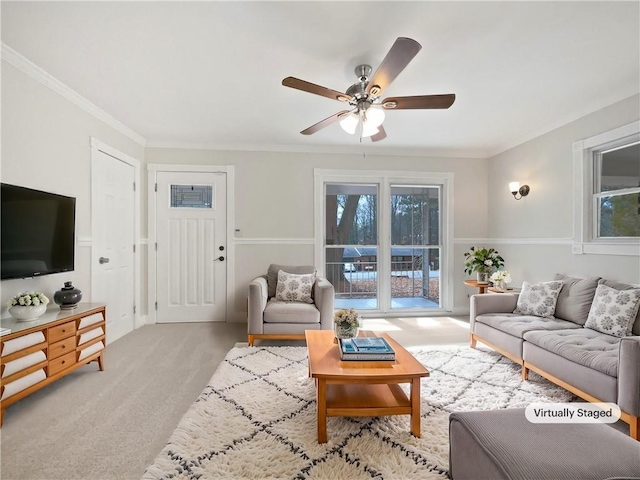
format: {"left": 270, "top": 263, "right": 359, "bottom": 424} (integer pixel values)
{"left": 371, "top": 125, "right": 387, "bottom": 142}
{"left": 382, "top": 94, "right": 456, "bottom": 110}
{"left": 283, "top": 77, "right": 350, "bottom": 102}
{"left": 366, "top": 37, "right": 422, "bottom": 97}
{"left": 301, "top": 110, "right": 351, "bottom": 135}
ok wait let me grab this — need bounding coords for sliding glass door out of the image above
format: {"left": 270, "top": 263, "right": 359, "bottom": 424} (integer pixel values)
{"left": 325, "top": 184, "right": 379, "bottom": 310}
{"left": 320, "top": 172, "right": 450, "bottom": 313}
{"left": 389, "top": 185, "right": 441, "bottom": 309}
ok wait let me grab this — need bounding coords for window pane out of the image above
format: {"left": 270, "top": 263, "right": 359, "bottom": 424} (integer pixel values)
{"left": 390, "top": 186, "right": 439, "bottom": 245}
{"left": 390, "top": 247, "right": 440, "bottom": 309}
{"left": 170, "top": 185, "right": 213, "bottom": 208}
{"left": 600, "top": 143, "right": 640, "bottom": 192}
{"left": 325, "top": 184, "right": 377, "bottom": 245}
{"left": 599, "top": 193, "right": 640, "bottom": 237}
{"left": 328, "top": 246, "right": 378, "bottom": 310}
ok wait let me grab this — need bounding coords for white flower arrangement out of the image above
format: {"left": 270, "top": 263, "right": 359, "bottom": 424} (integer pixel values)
{"left": 333, "top": 308, "right": 360, "bottom": 328}
{"left": 5, "top": 292, "right": 50, "bottom": 309}
{"left": 334, "top": 308, "right": 360, "bottom": 339}
{"left": 490, "top": 270, "right": 512, "bottom": 285}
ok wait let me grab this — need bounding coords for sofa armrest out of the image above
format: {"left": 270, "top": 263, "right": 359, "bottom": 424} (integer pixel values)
{"left": 314, "top": 277, "right": 335, "bottom": 330}
{"left": 618, "top": 336, "right": 640, "bottom": 417}
{"left": 470, "top": 293, "right": 519, "bottom": 330}
{"left": 248, "top": 276, "right": 268, "bottom": 335}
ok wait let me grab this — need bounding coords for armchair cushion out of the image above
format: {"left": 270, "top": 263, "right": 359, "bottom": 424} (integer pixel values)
{"left": 267, "top": 264, "right": 315, "bottom": 298}
{"left": 275, "top": 270, "right": 315, "bottom": 303}
{"left": 263, "top": 299, "right": 320, "bottom": 324}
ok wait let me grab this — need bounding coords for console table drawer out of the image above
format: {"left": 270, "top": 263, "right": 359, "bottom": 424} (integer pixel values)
{"left": 48, "top": 351, "right": 75, "bottom": 376}
{"left": 49, "top": 336, "right": 76, "bottom": 360}
{"left": 49, "top": 321, "right": 76, "bottom": 343}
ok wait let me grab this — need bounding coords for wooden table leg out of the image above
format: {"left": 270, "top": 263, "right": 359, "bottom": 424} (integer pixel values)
{"left": 317, "top": 378, "right": 327, "bottom": 443}
{"left": 410, "top": 378, "right": 421, "bottom": 437}
{"left": 97, "top": 352, "right": 105, "bottom": 371}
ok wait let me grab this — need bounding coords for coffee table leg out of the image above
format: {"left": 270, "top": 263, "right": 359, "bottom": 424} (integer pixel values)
{"left": 410, "top": 378, "right": 421, "bottom": 437}
{"left": 317, "top": 378, "right": 327, "bottom": 443}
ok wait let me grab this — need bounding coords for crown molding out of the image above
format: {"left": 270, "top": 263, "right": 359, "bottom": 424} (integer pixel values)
{"left": 2, "top": 43, "right": 147, "bottom": 147}
{"left": 145, "top": 140, "right": 488, "bottom": 159}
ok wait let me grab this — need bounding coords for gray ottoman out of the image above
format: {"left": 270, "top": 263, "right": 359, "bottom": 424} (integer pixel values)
{"left": 449, "top": 409, "right": 640, "bottom": 480}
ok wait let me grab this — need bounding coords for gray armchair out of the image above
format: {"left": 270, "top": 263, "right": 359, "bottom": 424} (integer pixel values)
{"left": 248, "top": 264, "right": 335, "bottom": 346}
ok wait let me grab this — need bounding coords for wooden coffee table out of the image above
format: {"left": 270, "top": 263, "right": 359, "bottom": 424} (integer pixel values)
{"left": 305, "top": 330, "right": 430, "bottom": 443}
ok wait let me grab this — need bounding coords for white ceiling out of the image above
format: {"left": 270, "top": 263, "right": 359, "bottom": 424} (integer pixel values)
{"left": 2, "top": 1, "right": 639, "bottom": 157}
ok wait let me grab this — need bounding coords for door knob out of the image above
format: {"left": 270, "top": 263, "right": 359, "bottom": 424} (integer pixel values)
{"left": 99, "top": 257, "right": 110, "bottom": 264}
{"left": 214, "top": 256, "right": 225, "bottom": 262}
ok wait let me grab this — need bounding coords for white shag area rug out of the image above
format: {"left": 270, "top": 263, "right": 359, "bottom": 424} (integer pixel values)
{"left": 143, "top": 346, "right": 576, "bottom": 479}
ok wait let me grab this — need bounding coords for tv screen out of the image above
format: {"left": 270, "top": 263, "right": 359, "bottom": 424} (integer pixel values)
{"left": 1, "top": 183, "right": 76, "bottom": 280}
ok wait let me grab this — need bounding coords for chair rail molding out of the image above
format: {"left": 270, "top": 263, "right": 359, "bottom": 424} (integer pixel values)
{"left": 454, "top": 238, "right": 573, "bottom": 245}
{"left": 234, "top": 238, "right": 314, "bottom": 245}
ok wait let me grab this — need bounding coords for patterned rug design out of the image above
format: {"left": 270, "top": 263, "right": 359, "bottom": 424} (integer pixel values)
{"left": 143, "top": 346, "right": 576, "bottom": 479}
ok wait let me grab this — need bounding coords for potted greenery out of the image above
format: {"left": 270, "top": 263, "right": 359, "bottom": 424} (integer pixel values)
{"left": 463, "top": 247, "right": 504, "bottom": 284}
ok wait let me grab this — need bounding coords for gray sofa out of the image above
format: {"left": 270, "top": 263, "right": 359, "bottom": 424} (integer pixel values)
{"left": 470, "top": 274, "right": 640, "bottom": 440}
{"left": 449, "top": 409, "right": 640, "bottom": 480}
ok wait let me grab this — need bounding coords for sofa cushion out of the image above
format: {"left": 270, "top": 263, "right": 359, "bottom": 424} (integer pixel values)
{"left": 599, "top": 279, "right": 640, "bottom": 336}
{"left": 553, "top": 274, "right": 600, "bottom": 325}
{"left": 275, "top": 270, "right": 315, "bottom": 303}
{"left": 475, "top": 314, "right": 580, "bottom": 339}
{"left": 513, "top": 281, "right": 563, "bottom": 318}
{"left": 266, "top": 264, "right": 315, "bottom": 298}
{"left": 584, "top": 284, "right": 640, "bottom": 337}
{"left": 263, "top": 299, "right": 320, "bottom": 324}
{"left": 523, "top": 328, "right": 621, "bottom": 377}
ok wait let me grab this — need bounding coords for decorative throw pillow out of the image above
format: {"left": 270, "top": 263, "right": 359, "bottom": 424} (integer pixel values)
{"left": 584, "top": 284, "right": 640, "bottom": 338}
{"left": 275, "top": 270, "right": 315, "bottom": 303}
{"left": 513, "top": 281, "right": 563, "bottom": 318}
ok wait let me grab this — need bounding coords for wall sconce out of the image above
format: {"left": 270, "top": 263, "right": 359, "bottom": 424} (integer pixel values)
{"left": 509, "top": 182, "right": 530, "bottom": 200}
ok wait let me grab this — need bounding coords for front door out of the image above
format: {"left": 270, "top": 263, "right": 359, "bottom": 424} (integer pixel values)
{"left": 155, "top": 171, "right": 227, "bottom": 322}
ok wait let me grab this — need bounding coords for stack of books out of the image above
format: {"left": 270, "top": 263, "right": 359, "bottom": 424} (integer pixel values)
{"left": 0, "top": 326, "right": 12, "bottom": 336}
{"left": 339, "top": 336, "right": 395, "bottom": 361}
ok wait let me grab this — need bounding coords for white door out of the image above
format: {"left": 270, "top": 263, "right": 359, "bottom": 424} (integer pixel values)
{"left": 155, "top": 171, "right": 227, "bottom": 323}
{"left": 92, "top": 150, "right": 135, "bottom": 343}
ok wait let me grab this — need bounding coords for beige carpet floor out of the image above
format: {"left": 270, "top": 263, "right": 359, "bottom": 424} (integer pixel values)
{"left": 0, "top": 316, "right": 470, "bottom": 480}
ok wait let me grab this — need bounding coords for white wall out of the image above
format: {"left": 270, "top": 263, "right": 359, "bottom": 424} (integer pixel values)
{"left": 145, "top": 149, "right": 490, "bottom": 317}
{"left": 0, "top": 62, "right": 145, "bottom": 309}
{"left": 485, "top": 94, "right": 640, "bottom": 286}
{"left": 6, "top": 52, "right": 636, "bottom": 323}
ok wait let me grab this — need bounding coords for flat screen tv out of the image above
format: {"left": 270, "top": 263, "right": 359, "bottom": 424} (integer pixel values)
{"left": 1, "top": 183, "right": 76, "bottom": 280}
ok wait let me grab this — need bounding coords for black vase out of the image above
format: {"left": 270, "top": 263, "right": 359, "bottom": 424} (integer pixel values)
{"left": 54, "top": 281, "right": 83, "bottom": 310}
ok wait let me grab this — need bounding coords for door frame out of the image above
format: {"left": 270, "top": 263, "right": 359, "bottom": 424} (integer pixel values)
{"left": 90, "top": 137, "right": 142, "bottom": 333}
{"left": 147, "top": 164, "right": 235, "bottom": 324}
{"left": 314, "top": 168, "right": 454, "bottom": 314}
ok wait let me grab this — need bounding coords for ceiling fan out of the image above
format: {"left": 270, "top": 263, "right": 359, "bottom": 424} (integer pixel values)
{"left": 282, "top": 37, "right": 456, "bottom": 142}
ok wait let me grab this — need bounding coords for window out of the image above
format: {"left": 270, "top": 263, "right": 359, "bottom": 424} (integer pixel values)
{"left": 315, "top": 169, "right": 454, "bottom": 313}
{"left": 170, "top": 185, "right": 213, "bottom": 208}
{"left": 573, "top": 121, "right": 640, "bottom": 255}
{"left": 593, "top": 142, "right": 640, "bottom": 238}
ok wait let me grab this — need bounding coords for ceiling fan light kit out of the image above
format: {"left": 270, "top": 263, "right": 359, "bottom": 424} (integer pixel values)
{"left": 282, "top": 37, "right": 456, "bottom": 142}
